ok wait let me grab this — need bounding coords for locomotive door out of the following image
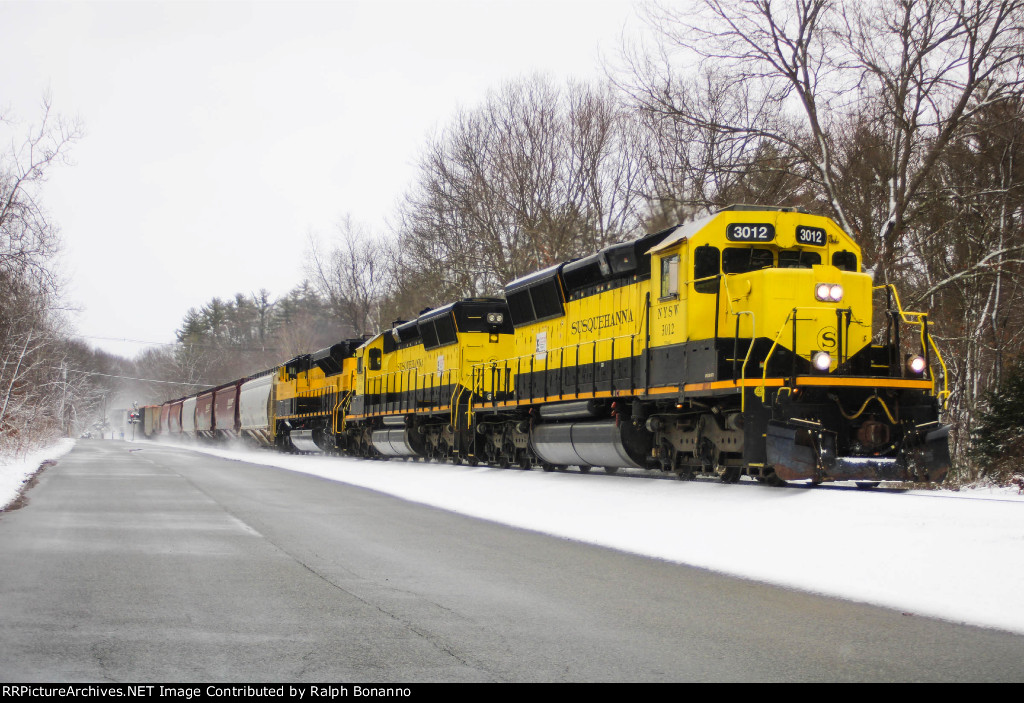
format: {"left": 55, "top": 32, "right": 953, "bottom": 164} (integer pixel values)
{"left": 651, "top": 246, "right": 687, "bottom": 349}
{"left": 688, "top": 243, "right": 723, "bottom": 343}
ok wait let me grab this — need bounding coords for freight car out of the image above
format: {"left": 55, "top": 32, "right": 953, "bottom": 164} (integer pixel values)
{"left": 149, "top": 206, "right": 951, "bottom": 485}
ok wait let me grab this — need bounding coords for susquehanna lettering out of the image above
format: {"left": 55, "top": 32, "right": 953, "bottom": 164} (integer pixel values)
{"left": 570, "top": 309, "right": 634, "bottom": 336}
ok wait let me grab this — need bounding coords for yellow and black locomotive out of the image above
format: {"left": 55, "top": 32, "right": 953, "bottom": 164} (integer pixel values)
{"left": 155, "top": 206, "right": 951, "bottom": 485}
{"left": 468, "top": 205, "right": 950, "bottom": 484}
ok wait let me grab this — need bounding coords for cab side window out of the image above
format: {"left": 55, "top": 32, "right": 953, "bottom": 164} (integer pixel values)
{"left": 660, "top": 254, "right": 680, "bottom": 299}
{"left": 832, "top": 251, "right": 858, "bottom": 271}
{"left": 722, "top": 247, "right": 773, "bottom": 274}
{"left": 694, "top": 245, "right": 720, "bottom": 294}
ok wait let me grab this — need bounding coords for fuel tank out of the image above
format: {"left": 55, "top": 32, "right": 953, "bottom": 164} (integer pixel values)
{"left": 530, "top": 420, "right": 651, "bottom": 469}
{"left": 371, "top": 428, "right": 420, "bottom": 458}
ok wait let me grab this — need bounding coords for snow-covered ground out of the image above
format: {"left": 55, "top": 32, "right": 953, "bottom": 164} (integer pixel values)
{"left": 4, "top": 438, "right": 1024, "bottom": 636}
{"left": 0, "top": 439, "right": 76, "bottom": 510}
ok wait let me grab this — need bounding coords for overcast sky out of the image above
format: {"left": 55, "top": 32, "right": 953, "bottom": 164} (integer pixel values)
{"left": 1, "top": 0, "right": 644, "bottom": 359}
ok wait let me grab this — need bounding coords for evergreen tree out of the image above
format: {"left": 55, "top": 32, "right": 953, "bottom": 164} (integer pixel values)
{"left": 971, "top": 358, "right": 1024, "bottom": 481}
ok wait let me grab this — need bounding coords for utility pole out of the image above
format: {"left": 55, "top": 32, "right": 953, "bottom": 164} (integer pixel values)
{"left": 60, "top": 362, "right": 69, "bottom": 437}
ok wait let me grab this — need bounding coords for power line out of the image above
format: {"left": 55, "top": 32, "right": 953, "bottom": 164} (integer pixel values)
{"left": 68, "top": 332, "right": 291, "bottom": 354}
{"left": 68, "top": 333, "right": 177, "bottom": 346}
{"left": 54, "top": 367, "right": 211, "bottom": 387}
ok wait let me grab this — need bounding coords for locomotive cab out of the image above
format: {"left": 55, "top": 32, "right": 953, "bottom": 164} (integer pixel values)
{"left": 646, "top": 206, "right": 950, "bottom": 483}
{"left": 650, "top": 207, "right": 874, "bottom": 379}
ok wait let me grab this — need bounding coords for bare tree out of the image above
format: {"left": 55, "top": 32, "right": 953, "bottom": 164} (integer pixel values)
{"left": 396, "top": 75, "right": 650, "bottom": 309}
{"left": 902, "top": 95, "right": 1024, "bottom": 471}
{"left": 622, "top": 0, "right": 1024, "bottom": 280}
{"left": 622, "top": 62, "right": 814, "bottom": 224}
{"left": 0, "top": 96, "right": 81, "bottom": 454}
{"left": 616, "top": 0, "right": 1024, "bottom": 477}
{"left": 307, "top": 216, "right": 392, "bottom": 337}
{"left": 0, "top": 94, "right": 82, "bottom": 290}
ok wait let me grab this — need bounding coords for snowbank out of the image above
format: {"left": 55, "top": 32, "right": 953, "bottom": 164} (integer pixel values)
{"left": 0, "top": 439, "right": 76, "bottom": 510}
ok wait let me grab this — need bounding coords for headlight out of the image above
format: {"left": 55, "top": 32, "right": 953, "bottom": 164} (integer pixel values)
{"left": 815, "top": 283, "right": 843, "bottom": 302}
{"left": 907, "top": 355, "right": 927, "bottom": 374}
{"left": 812, "top": 351, "right": 832, "bottom": 371}
{"left": 486, "top": 312, "right": 504, "bottom": 325}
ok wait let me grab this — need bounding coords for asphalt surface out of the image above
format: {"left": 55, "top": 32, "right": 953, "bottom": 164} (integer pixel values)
{"left": 1, "top": 440, "right": 1022, "bottom": 682}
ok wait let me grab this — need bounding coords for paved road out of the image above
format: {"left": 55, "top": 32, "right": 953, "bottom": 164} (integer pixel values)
{"left": 1, "top": 440, "right": 1022, "bottom": 682}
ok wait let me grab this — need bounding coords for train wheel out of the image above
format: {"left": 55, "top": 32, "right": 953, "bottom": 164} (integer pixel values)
{"left": 656, "top": 440, "right": 676, "bottom": 473}
{"left": 720, "top": 466, "right": 742, "bottom": 484}
{"left": 675, "top": 467, "right": 695, "bottom": 481}
{"left": 501, "top": 441, "right": 517, "bottom": 469}
{"left": 698, "top": 438, "right": 717, "bottom": 474}
{"left": 541, "top": 462, "right": 556, "bottom": 472}
{"left": 518, "top": 452, "right": 532, "bottom": 470}
{"left": 578, "top": 465, "right": 592, "bottom": 473}
{"left": 603, "top": 466, "right": 619, "bottom": 475}
{"left": 763, "top": 471, "right": 788, "bottom": 487}
{"left": 855, "top": 481, "right": 880, "bottom": 489}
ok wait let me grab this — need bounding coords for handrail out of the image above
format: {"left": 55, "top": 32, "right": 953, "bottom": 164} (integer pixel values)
{"left": 873, "top": 284, "right": 950, "bottom": 406}
{"left": 924, "top": 333, "right": 950, "bottom": 406}
{"left": 334, "top": 390, "right": 353, "bottom": 434}
{"left": 449, "top": 384, "right": 463, "bottom": 428}
{"left": 759, "top": 309, "right": 796, "bottom": 398}
{"left": 758, "top": 304, "right": 849, "bottom": 391}
{"left": 472, "top": 332, "right": 640, "bottom": 375}
{"left": 468, "top": 330, "right": 641, "bottom": 402}
{"left": 460, "top": 279, "right": 949, "bottom": 413}
{"left": 876, "top": 284, "right": 925, "bottom": 324}
{"left": 361, "top": 366, "right": 463, "bottom": 416}
{"left": 735, "top": 311, "right": 756, "bottom": 410}
{"left": 720, "top": 275, "right": 758, "bottom": 410}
